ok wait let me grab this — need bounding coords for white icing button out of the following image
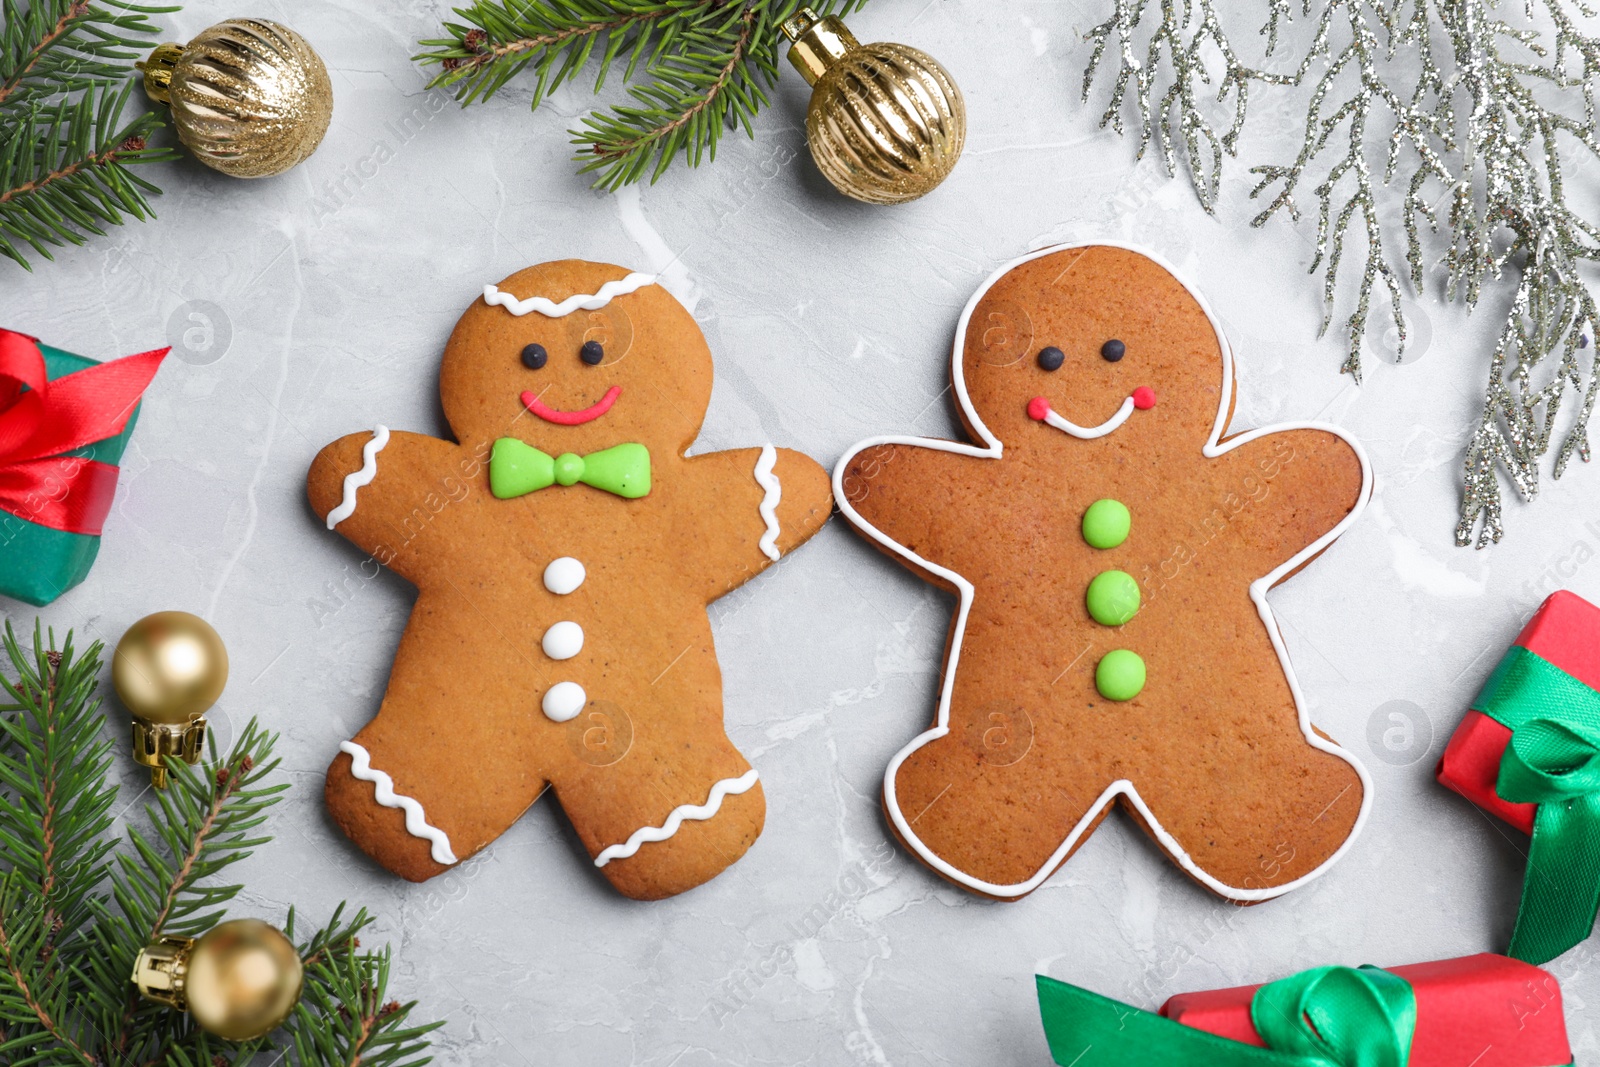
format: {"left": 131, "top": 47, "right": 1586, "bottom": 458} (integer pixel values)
{"left": 543, "top": 557, "right": 586, "bottom": 595}
{"left": 542, "top": 621, "right": 584, "bottom": 660}
{"left": 542, "top": 682, "right": 586, "bottom": 722}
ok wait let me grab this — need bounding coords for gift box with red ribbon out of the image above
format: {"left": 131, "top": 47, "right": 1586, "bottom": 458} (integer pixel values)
{"left": 1437, "top": 590, "right": 1600, "bottom": 964}
{"left": 0, "top": 329, "right": 166, "bottom": 607}
{"left": 1036, "top": 953, "right": 1571, "bottom": 1066}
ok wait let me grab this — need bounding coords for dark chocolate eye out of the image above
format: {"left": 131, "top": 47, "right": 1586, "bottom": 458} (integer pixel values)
{"left": 521, "top": 343, "right": 548, "bottom": 370}
{"left": 1101, "top": 339, "right": 1126, "bottom": 362}
{"left": 1037, "top": 346, "right": 1065, "bottom": 371}
{"left": 580, "top": 340, "right": 604, "bottom": 365}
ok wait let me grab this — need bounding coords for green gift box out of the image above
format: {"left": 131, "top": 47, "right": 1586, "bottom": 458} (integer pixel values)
{"left": 0, "top": 333, "right": 167, "bottom": 607}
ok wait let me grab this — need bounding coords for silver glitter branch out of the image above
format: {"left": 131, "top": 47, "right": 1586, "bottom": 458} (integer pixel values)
{"left": 1439, "top": 0, "right": 1600, "bottom": 544}
{"left": 1083, "top": 0, "right": 1600, "bottom": 546}
{"left": 1249, "top": 0, "right": 1448, "bottom": 378}
{"left": 1084, "top": 0, "right": 1266, "bottom": 209}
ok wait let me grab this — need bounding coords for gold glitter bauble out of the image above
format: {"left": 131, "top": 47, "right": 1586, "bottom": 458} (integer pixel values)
{"left": 113, "top": 611, "right": 227, "bottom": 788}
{"left": 781, "top": 8, "right": 965, "bottom": 205}
{"left": 138, "top": 19, "right": 332, "bottom": 179}
{"left": 133, "top": 919, "right": 304, "bottom": 1042}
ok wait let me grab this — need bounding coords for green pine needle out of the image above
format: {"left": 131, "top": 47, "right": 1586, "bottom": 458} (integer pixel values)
{"left": 0, "top": 0, "right": 179, "bottom": 271}
{"left": 0, "top": 619, "right": 443, "bottom": 1064}
{"left": 416, "top": 0, "right": 871, "bottom": 189}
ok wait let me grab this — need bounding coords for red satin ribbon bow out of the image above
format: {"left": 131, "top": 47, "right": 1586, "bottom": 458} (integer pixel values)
{"left": 0, "top": 329, "right": 167, "bottom": 536}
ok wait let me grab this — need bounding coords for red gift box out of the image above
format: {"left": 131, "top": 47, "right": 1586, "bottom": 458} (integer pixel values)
{"left": 1436, "top": 591, "right": 1600, "bottom": 835}
{"left": 1161, "top": 954, "right": 1571, "bottom": 1066}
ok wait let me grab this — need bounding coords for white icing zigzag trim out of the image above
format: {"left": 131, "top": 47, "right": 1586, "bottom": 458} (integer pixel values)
{"left": 483, "top": 272, "right": 657, "bottom": 318}
{"left": 593, "top": 769, "right": 760, "bottom": 868}
{"left": 754, "top": 444, "right": 782, "bottom": 562}
{"left": 325, "top": 426, "right": 389, "bottom": 530}
{"left": 340, "top": 740, "right": 458, "bottom": 866}
{"left": 831, "top": 240, "right": 1375, "bottom": 903}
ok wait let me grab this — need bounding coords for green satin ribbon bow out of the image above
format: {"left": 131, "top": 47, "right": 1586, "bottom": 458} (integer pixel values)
{"left": 1473, "top": 644, "right": 1600, "bottom": 965}
{"left": 489, "top": 438, "right": 650, "bottom": 500}
{"left": 1036, "top": 965, "right": 1416, "bottom": 1067}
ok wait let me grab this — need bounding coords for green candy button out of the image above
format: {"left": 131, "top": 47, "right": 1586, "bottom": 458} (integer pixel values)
{"left": 1095, "top": 649, "right": 1146, "bottom": 701}
{"left": 1082, "top": 498, "right": 1131, "bottom": 549}
{"left": 1086, "top": 569, "right": 1140, "bottom": 626}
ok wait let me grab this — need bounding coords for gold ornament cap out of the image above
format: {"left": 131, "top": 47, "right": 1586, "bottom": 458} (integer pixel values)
{"left": 114, "top": 611, "right": 227, "bottom": 788}
{"left": 781, "top": 8, "right": 858, "bottom": 86}
{"left": 137, "top": 18, "right": 332, "bottom": 178}
{"left": 129, "top": 717, "right": 208, "bottom": 790}
{"left": 136, "top": 41, "right": 184, "bottom": 104}
{"left": 133, "top": 919, "right": 304, "bottom": 1042}
{"left": 131, "top": 933, "right": 190, "bottom": 1008}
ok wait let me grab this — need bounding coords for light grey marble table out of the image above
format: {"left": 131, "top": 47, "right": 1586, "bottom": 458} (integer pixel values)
{"left": 7, "top": 0, "right": 1599, "bottom": 1063}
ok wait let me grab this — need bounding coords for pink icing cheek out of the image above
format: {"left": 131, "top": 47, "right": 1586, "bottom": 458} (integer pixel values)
{"left": 1132, "top": 387, "right": 1157, "bottom": 410}
{"left": 1027, "top": 396, "right": 1052, "bottom": 421}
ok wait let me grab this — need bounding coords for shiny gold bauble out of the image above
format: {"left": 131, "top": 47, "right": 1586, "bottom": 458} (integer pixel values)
{"left": 114, "top": 611, "right": 228, "bottom": 725}
{"left": 781, "top": 8, "right": 965, "bottom": 205}
{"left": 133, "top": 919, "right": 304, "bottom": 1042}
{"left": 137, "top": 19, "right": 332, "bottom": 178}
{"left": 114, "top": 611, "right": 227, "bottom": 787}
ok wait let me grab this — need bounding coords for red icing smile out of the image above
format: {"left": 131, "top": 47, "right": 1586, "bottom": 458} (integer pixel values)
{"left": 521, "top": 385, "right": 621, "bottom": 425}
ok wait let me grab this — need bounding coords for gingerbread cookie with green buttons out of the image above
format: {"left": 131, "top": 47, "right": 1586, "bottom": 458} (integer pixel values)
{"left": 834, "top": 243, "right": 1372, "bottom": 902}
{"left": 307, "top": 261, "right": 832, "bottom": 899}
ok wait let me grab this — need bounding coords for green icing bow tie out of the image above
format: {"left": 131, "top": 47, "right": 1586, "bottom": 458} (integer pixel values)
{"left": 1036, "top": 964, "right": 1419, "bottom": 1067}
{"left": 489, "top": 438, "right": 650, "bottom": 500}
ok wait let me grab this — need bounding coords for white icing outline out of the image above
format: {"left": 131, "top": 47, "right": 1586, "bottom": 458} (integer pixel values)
{"left": 484, "top": 273, "right": 657, "bottom": 318}
{"left": 831, "top": 240, "right": 1374, "bottom": 902}
{"left": 754, "top": 444, "right": 782, "bottom": 562}
{"left": 339, "top": 740, "right": 458, "bottom": 865}
{"left": 593, "top": 769, "right": 761, "bottom": 868}
{"left": 1040, "top": 395, "right": 1136, "bottom": 439}
{"left": 325, "top": 426, "right": 389, "bottom": 530}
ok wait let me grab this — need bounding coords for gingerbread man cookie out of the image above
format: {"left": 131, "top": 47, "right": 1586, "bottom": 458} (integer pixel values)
{"left": 307, "top": 261, "right": 832, "bottom": 899}
{"left": 835, "top": 243, "right": 1372, "bottom": 901}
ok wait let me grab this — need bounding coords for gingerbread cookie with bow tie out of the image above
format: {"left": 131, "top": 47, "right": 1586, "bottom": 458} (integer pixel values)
{"left": 835, "top": 243, "right": 1373, "bottom": 902}
{"left": 307, "top": 261, "right": 832, "bottom": 899}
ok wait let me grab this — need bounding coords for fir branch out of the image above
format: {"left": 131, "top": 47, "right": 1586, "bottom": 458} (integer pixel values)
{"left": 1081, "top": 0, "right": 1600, "bottom": 545}
{"left": 100, "top": 723, "right": 284, "bottom": 1060}
{"left": 0, "top": 0, "right": 177, "bottom": 270}
{"left": 0, "top": 621, "right": 115, "bottom": 949}
{"left": 289, "top": 934, "right": 438, "bottom": 1067}
{"left": 416, "top": 0, "right": 869, "bottom": 188}
{"left": 0, "top": 0, "right": 177, "bottom": 112}
{"left": 0, "top": 874, "right": 96, "bottom": 1064}
{"left": 0, "top": 622, "right": 114, "bottom": 1064}
{"left": 576, "top": 6, "right": 760, "bottom": 189}
{"left": 0, "top": 623, "right": 442, "bottom": 1065}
